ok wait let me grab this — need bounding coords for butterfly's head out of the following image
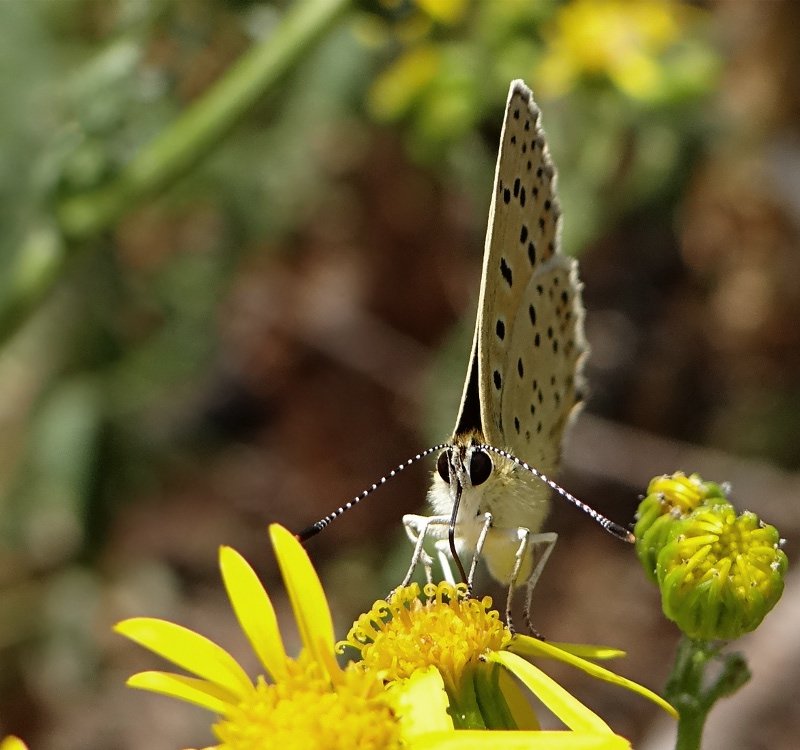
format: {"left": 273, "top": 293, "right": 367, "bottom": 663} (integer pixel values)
{"left": 427, "top": 432, "right": 499, "bottom": 523}
{"left": 437, "top": 443, "right": 491, "bottom": 490}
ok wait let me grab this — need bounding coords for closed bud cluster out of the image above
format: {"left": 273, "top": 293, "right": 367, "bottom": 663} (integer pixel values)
{"left": 634, "top": 472, "right": 726, "bottom": 581}
{"left": 635, "top": 474, "right": 787, "bottom": 641}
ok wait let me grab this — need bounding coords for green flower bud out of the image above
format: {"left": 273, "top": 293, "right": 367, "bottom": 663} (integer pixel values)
{"left": 635, "top": 473, "right": 727, "bottom": 581}
{"left": 657, "top": 504, "right": 788, "bottom": 641}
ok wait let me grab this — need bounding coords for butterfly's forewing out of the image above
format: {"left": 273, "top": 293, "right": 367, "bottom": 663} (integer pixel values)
{"left": 456, "top": 81, "right": 587, "bottom": 477}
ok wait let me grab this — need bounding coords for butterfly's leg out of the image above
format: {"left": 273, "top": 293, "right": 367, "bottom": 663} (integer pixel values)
{"left": 434, "top": 540, "right": 457, "bottom": 585}
{"left": 401, "top": 514, "right": 434, "bottom": 586}
{"left": 466, "top": 512, "right": 494, "bottom": 594}
{"left": 502, "top": 529, "right": 558, "bottom": 635}
{"left": 520, "top": 531, "right": 558, "bottom": 637}
{"left": 402, "top": 514, "right": 452, "bottom": 587}
{"left": 504, "top": 527, "right": 531, "bottom": 634}
{"left": 432, "top": 510, "right": 492, "bottom": 591}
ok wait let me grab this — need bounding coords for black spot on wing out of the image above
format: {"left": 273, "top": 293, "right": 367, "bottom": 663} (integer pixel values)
{"left": 500, "top": 257, "right": 513, "bottom": 287}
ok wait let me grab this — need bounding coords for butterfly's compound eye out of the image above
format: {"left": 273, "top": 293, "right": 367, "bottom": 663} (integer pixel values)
{"left": 437, "top": 451, "right": 451, "bottom": 484}
{"left": 469, "top": 449, "right": 493, "bottom": 486}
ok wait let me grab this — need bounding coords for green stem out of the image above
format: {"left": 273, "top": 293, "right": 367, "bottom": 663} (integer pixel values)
{"left": 57, "top": 0, "right": 351, "bottom": 239}
{"left": 665, "top": 636, "right": 750, "bottom": 750}
{"left": 1, "top": 0, "right": 351, "bottom": 346}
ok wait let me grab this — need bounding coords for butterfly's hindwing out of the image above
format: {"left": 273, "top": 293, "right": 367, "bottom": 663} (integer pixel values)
{"left": 503, "top": 259, "right": 586, "bottom": 472}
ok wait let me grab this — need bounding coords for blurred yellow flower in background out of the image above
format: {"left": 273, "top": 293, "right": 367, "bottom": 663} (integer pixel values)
{"left": 537, "top": 0, "right": 692, "bottom": 99}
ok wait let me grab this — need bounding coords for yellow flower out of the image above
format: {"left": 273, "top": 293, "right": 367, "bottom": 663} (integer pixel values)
{"left": 0, "top": 737, "right": 28, "bottom": 750}
{"left": 368, "top": 44, "right": 442, "bottom": 121}
{"left": 537, "top": 0, "right": 693, "bottom": 99}
{"left": 342, "top": 581, "right": 676, "bottom": 733}
{"left": 116, "top": 525, "right": 402, "bottom": 749}
{"left": 116, "top": 526, "right": 638, "bottom": 748}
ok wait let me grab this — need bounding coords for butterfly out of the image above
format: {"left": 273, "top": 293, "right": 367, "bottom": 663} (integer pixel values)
{"left": 401, "top": 80, "right": 623, "bottom": 628}
{"left": 299, "top": 81, "right": 631, "bottom": 629}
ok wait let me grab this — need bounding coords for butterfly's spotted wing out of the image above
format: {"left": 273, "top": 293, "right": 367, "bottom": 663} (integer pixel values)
{"left": 454, "top": 80, "right": 588, "bottom": 517}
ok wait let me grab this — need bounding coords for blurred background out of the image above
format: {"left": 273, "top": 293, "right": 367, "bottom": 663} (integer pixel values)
{"left": 1, "top": 0, "right": 798, "bottom": 748}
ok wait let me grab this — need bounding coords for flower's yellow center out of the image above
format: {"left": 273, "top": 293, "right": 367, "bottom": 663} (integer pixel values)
{"left": 214, "top": 652, "right": 400, "bottom": 750}
{"left": 339, "top": 582, "right": 510, "bottom": 692}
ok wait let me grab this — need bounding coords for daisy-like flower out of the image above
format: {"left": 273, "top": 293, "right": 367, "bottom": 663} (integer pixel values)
{"left": 116, "top": 525, "right": 644, "bottom": 748}
{"left": 117, "top": 525, "right": 404, "bottom": 749}
{"left": 342, "top": 581, "right": 676, "bottom": 732}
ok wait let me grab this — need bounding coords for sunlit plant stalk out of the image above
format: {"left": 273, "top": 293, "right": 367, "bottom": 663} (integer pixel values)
{"left": 1, "top": 0, "right": 351, "bottom": 345}
{"left": 664, "top": 636, "right": 749, "bottom": 750}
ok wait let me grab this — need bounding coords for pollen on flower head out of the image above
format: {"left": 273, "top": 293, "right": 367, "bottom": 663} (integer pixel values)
{"left": 656, "top": 504, "right": 788, "bottom": 641}
{"left": 339, "top": 582, "right": 511, "bottom": 693}
{"left": 214, "top": 651, "right": 400, "bottom": 750}
{"left": 635, "top": 472, "right": 727, "bottom": 580}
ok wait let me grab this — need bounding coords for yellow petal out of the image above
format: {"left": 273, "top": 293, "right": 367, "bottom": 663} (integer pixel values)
{"left": 509, "top": 636, "right": 677, "bottom": 717}
{"left": 126, "top": 671, "right": 240, "bottom": 715}
{"left": 410, "top": 730, "right": 630, "bottom": 749}
{"left": 498, "top": 666, "right": 539, "bottom": 730}
{"left": 488, "top": 651, "right": 612, "bottom": 733}
{"left": 0, "top": 737, "right": 29, "bottom": 750}
{"left": 387, "top": 666, "right": 454, "bottom": 740}
{"left": 269, "top": 525, "right": 335, "bottom": 675}
{"left": 538, "top": 641, "right": 625, "bottom": 661}
{"left": 219, "top": 545, "right": 288, "bottom": 681}
{"left": 115, "top": 618, "right": 252, "bottom": 698}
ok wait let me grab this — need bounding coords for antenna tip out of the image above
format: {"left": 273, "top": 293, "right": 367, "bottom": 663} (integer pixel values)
{"left": 606, "top": 521, "right": 636, "bottom": 544}
{"left": 296, "top": 524, "right": 320, "bottom": 543}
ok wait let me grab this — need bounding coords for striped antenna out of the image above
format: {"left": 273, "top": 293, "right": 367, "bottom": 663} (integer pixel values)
{"left": 479, "top": 445, "right": 635, "bottom": 543}
{"left": 297, "top": 444, "right": 448, "bottom": 542}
